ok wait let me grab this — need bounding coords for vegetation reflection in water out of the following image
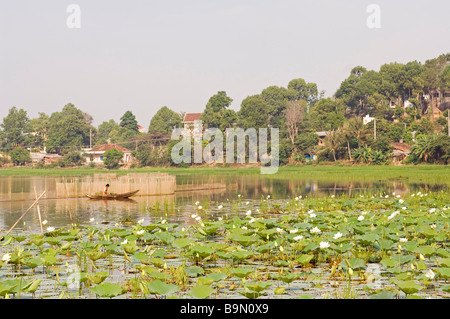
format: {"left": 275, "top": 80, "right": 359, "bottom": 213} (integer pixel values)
{"left": 1, "top": 190, "right": 450, "bottom": 299}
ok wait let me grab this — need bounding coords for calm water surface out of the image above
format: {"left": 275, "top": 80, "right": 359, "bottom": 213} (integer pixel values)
{"left": 0, "top": 174, "right": 446, "bottom": 232}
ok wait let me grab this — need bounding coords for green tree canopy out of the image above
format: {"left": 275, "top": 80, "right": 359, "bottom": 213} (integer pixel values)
{"left": 97, "top": 119, "right": 120, "bottom": 144}
{"left": 120, "top": 110, "right": 139, "bottom": 133}
{"left": 103, "top": 148, "right": 124, "bottom": 169}
{"left": 201, "top": 91, "right": 234, "bottom": 129}
{"left": 0, "top": 106, "right": 30, "bottom": 150}
{"left": 9, "top": 147, "right": 31, "bottom": 165}
{"left": 46, "top": 103, "right": 91, "bottom": 154}
{"left": 148, "top": 106, "right": 182, "bottom": 134}
{"left": 238, "top": 95, "right": 269, "bottom": 129}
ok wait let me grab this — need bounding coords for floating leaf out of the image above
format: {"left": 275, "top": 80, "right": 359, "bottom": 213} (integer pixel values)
{"left": 188, "top": 284, "right": 215, "bottom": 299}
{"left": 90, "top": 282, "right": 124, "bottom": 298}
{"left": 394, "top": 280, "right": 423, "bottom": 295}
{"left": 369, "top": 290, "right": 397, "bottom": 299}
{"left": 294, "top": 254, "right": 314, "bottom": 266}
{"left": 147, "top": 279, "right": 179, "bottom": 296}
{"left": 184, "top": 266, "right": 205, "bottom": 277}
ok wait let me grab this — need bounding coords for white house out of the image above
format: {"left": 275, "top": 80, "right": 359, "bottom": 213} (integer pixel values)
{"left": 84, "top": 144, "right": 133, "bottom": 164}
{"left": 363, "top": 114, "right": 375, "bottom": 125}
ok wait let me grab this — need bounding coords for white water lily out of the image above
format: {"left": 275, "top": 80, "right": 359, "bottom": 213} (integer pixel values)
{"left": 42, "top": 220, "right": 48, "bottom": 225}
{"left": 195, "top": 201, "right": 200, "bottom": 206}
{"left": 218, "top": 205, "right": 223, "bottom": 209}
{"left": 138, "top": 218, "right": 144, "bottom": 224}
{"left": 47, "top": 226, "right": 55, "bottom": 232}
{"left": 289, "top": 229, "right": 299, "bottom": 234}
{"left": 388, "top": 211, "right": 400, "bottom": 220}
{"left": 246, "top": 210, "right": 252, "bottom": 216}
{"left": 358, "top": 215, "right": 364, "bottom": 221}
{"left": 295, "top": 197, "right": 299, "bottom": 201}
{"left": 276, "top": 227, "right": 284, "bottom": 233}
{"left": 90, "top": 218, "right": 95, "bottom": 223}
{"left": 430, "top": 224, "right": 436, "bottom": 230}
{"left": 248, "top": 218, "right": 255, "bottom": 224}
{"left": 399, "top": 237, "right": 408, "bottom": 243}
{"left": 398, "top": 199, "right": 404, "bottom": 204}
{"left": 333, "top": 232, "right": 343, "bottom": 240}
{"left": 136, "top": 230, "right": 145, "bottom": 235}
{"left": 121, "top": 239, "right": 128, "bottom": 245}
{"left": 293, "top": 235, "right": 304, "bottom": 241}
{"left": 241, "top": 226, "right": 248, "bottom": 230}
{"left": 198, "top": 205, "right": 202, "bottom": 210}
{"left": 429, "top": 208, "right": 436, "bottom": 213}
{"left": 309, "top": 213, "right": 316, "bottom": 218}
{"left": 2, "top": 253, "right": 11, "bottom": 263}
{"left": 320, "top": 241, "right": 330, "bottom": 249}
{"left": 245, "top": 201, "right": 250, "bottom": 205}
{"left": 191, "top": 214, "right": 197, "bottom": 219}
{"left": 310, "top": 227, "right": 321, "bottom": 234}
{"left": 424, "top": 269, "right": 435, "bottom": 280}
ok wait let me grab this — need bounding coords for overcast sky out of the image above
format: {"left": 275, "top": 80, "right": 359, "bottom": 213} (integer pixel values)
{"left": 1, "top": 0, "right": 449, "bottom": 127}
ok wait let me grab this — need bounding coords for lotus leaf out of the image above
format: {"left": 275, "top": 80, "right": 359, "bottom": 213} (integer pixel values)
{"left": 188, "top": 284, "right": 215, "bottom": 299}
{"left": 184, "top": 266, "right": 205, "bottom": 277}
{"left": 147, "top": 279, "right": 179, "bottom": 296}
{"left": 90, "top": 282, "right": 124, "bottom": 298}
{"left": 394, "top": 280, "right": 423, "bottom": 295}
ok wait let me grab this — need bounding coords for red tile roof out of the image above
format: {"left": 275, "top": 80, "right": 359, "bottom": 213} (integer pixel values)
{"left": 89, "top": 144, "right": 131, "bottom": 153}
{"left": 183, "top": 113, "right": 202, "bottom": 122}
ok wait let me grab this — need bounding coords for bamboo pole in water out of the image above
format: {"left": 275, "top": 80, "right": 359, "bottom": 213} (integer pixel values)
{"left": 2, "top": 190, "right": 47, "bottom": 238}
{"left": 34, "top": 186, "right": 44, "bottom": 235}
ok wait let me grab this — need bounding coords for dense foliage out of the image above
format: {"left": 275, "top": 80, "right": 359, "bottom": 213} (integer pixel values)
{"left": 1, "top": 53, "right": 449, "bottom": 167}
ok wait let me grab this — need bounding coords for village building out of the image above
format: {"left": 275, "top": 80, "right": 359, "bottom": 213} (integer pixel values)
{"left": 183, "top": 113, "right": 203, "bottom": 135}
{"left": 30, "top": 151, "right": 63, "bottom": 165}
{"left": 84, "top": 144, "right": 133, "bottom": 164}
{"left": 389, "top": 142, "right": 411, "bottom": 165}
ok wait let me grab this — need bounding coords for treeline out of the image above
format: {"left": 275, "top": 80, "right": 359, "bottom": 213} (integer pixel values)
{"left": 1, "top": 53, "right": 449, "bottom": 167}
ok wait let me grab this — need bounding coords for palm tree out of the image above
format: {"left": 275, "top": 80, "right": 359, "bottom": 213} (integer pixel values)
{"left": 343, "top": 117, "right": 367, "bottom": 160}
{"left": 409, "top": 134, "right": 436, "bottom": 162}
{"left": 323, "top": 128, "right": 344, "bottom": 161}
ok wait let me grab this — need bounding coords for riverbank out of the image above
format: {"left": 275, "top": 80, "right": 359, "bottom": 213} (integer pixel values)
{"left": 0, "top": 164, "right": 449, "bottom": 183}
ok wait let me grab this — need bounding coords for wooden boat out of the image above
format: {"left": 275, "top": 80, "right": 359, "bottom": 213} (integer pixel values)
{"left": 85, "top": 190, "right": 139, "bottom": 200}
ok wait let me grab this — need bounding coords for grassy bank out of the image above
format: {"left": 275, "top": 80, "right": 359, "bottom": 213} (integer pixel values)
{"left": 0, "top": 164, "right": 449, "bottom": 183}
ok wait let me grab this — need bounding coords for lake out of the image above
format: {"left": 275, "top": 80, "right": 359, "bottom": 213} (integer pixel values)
{"left": 0, "top": 172, "right": 446, "bottom": 233}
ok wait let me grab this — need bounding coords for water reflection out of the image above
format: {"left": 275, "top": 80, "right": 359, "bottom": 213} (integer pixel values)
{"left": 0, "top": 174, "right": 446, "bottom": 232}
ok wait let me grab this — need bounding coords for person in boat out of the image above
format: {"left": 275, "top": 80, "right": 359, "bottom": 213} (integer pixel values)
{"left": 103, "top": 184, "right": 110, "bottom": 196}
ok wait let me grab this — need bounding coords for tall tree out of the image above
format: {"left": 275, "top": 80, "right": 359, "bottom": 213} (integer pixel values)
{"left": 98, "top": 119, "right": 120, "bottom": 143}
{"left": 0, "top": 106, "right": 30, "bottom": 150}
{"left": 238, "top": 95, "right": 269, "bottom": 129}
{"left": 201, "top": 91, "right": 234, "bottom": 129}
{"left": 284, "top": 99, "right": 306, "bottom": 146}
{"left": 148, "top": 106, "right": 182, "bottom": 134}
{"left": 46, "top": 103, "right": 91, "bottom": 154}
{"left": 28, "top": 112, "right": 50, "bottom": 150}
{"left": 287, "top": 78, "right": 319, "bottom": 107}
{"left": 120, "top": 110, "right": 139, "bottom": 133}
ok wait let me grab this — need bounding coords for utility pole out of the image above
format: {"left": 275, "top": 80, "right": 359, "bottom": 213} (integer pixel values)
{"left": 446, "top": 109, "right": 450, "bottom": 136}
{"left": 374, "top": 118, "right": 377, "bottom": 141}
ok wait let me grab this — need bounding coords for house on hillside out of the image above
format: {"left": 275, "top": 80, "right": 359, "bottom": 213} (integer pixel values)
{"left": 183, "top": 113, "right": 203, "bottom": 135}
{"left": 84, "top": 144, "right": 133, "bottom": 164}
{"left": 390, "top": 142, "right": 411, "bottom": 165}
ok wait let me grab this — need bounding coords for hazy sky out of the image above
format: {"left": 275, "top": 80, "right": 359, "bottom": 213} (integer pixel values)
{"left": 1, "top": 0, "right": 449, "bottom": 127}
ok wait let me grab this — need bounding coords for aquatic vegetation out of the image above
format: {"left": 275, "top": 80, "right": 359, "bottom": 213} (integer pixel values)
{"left": 0, "top": 190, "right": 449, "bottom": 299}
